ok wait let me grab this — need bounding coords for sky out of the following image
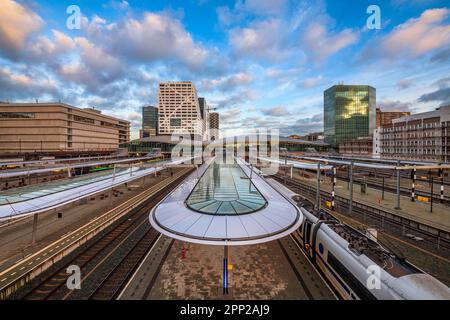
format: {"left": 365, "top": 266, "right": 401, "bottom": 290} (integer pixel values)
{"left": 0, "top": 0, "right": 450, "bottom": 139}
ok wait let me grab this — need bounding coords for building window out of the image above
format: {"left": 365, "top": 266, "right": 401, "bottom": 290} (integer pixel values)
{"left": 74, "top": 115, "right": 95, "bottom": 124}
{"left": 170, "top": 118, "right": 182, "bottom": 126}
{"left": 0, "top": 112, "right": 35, "bottom": 118}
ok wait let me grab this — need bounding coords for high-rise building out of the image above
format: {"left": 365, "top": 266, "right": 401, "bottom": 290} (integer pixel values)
{"left": 324, "top": 84, "right": 376, "bottom": 148}
{"left": 142, "top": 105, "right": 158, "bottom": 137}
{"left": 377, "top": 105, "right": 450, "bottom": 162}
{"left": 158, "top": 82, "right": 204, "bottom": 137}
{"left": 198, "top": 97, "right": 209, "bottom": 139}
{"left": 376, "top": 108, "right": 410, "bottom": 127}
{"left": 209, "top": 112, "right": 219, "bottom": 140}
{"left": 0, "top": 102, "right": 130, "bottom": 154}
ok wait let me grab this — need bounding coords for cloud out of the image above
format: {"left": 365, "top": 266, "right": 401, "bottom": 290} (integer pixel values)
{"left": 299, "top": 75, "right": 324, "bottom": 88}
{"left": 417, "top": 77, "right": 450, "bottom": 106}
{"left": 211, "top": 90, "right": 257, "bottom": 109}
{"left": 217, "top": 0, "right": 288, "bottom": 26}
{"left": 281, "top": 113, "right": 323, "bottom": 136}
{"left": 431, "top": 46, "right": 450, "bottom": 63}
{"left": 261, "top": 106, "right": 291, "bottom": 117}
{"left": 229, "top": 19, "right": 290, "bottom": 61}
{"left": 418, "top": 88, "right": 450, "bottom": 105}
{"left": 0, "top": 0, "right": 43, "bottom": 59}
{"left": 302, "top": 21, "right": 358, "bottom": 63}
{"left": 397, "top": 79, "right": 413, "bottom": 90}
{"left": 97, "top": 12, "right": 209, "bottom": 70}
{"left": 200, "top": 72, "right": 253, "bottom": 92}
{"left": 0, "top": 67, "right": 57, "bottom": 100}
{"left": 378, "top": 100, "right": 413, "bottom": 111}
{"left": 362, "top": 8, "right": 450, "bottom": 61}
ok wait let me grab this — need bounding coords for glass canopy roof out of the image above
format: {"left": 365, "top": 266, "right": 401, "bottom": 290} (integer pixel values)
{"left": 0, "top": 167, "right": 130, "bottom": 205}
{"left": 186, "top": 163, "right": 267, "bottom": 215}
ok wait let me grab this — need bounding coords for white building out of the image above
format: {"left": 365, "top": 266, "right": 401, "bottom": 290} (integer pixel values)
{"left": 158, "top": 82, "right": 205, "bottom": 138}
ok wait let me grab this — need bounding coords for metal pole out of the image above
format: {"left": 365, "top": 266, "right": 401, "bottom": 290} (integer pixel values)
{"left": 316, "top": 163, "right": 321, "bottom": 210}
{"left": 411, "top": 168, "right": 416, "bottom": 202}
{"left": 31, "top": 213, "right": 38, "bottom": 245}
{"left": 331, "top": 166, "right": 336, "bottom": 211}
{"left": 439, "top": 168, "right": 444, "bottom": 204}
{"left": 223, "top": 245, "right": 229, "bottom": 295}
{"left": 395, "top": 161, "right": 401, "bottom": 210}
{"left": 348, "top": 161, "right": 353, "bottom": 215}
{"left": 430, "top": 177, "right": 434, "bottom": 213}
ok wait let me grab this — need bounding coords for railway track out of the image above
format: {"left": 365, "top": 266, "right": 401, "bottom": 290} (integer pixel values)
{"left": 273, "top": 175, "right": 450, "bottom": 254}
{"left": 3, "top": 168, "right": 192, "bottom": 300}
{"left": 333, "top": 174, "right": 450, "bottom": 205}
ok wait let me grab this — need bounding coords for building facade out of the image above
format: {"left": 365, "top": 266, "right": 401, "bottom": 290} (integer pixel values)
{"left": 158, "top": 82, "right": 204, "bottom": 137}
{"left": 378, "top": 105, "right": 450, "bottom": 162}
{"left": 324, "top": 85, "right": 376, "bottom": 148}
{"left": 0, "top": 102, "right": 130, "bottom": 154}
{"left": 209, "top": 112, "right": 219, "bottom": 140}
{"left": 142, "top": 105, "right": 158, "bottom": 137}
{"left": 339, "top": 136, "right": 373, "bottom": 156}
{"left": 376, "top": 108, "right": 410, "bottom": 127}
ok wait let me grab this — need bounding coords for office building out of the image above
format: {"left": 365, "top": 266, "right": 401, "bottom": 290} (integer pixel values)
{"left": 142, "top": 105, "right": 158, "bottom": 137}
{"left": 324, "top": 85, "right": 376, "bottom": 148}
{"left": 339, "top": 136, "right": 373, "bottom": 156}
{"left": 376, "top": 108, "right": 410, "bottom": 127}
{"left": 209, "top": 112, "right": 219, "bottom": 140}
{"left": 158, "top": 82, "right": 204, "bottom": 137}
{"left": 377, "top": 105, "right": 450, "bottom": 162}
{"left": 0, "top": 102, "right": 130, "bottom": 154}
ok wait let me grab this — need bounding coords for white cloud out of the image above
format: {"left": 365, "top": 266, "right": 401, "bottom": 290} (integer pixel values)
{"left": 229, "top": 19, "right": 290, "bottom": 61}
{"left": 302, "top": 21, "right": 358, "bottom": 63}
{"left": 382, "top": 8, "right": 450, "bottom": 57}
{"left": 0, "top": 0, "right": 43, "bottom": 58}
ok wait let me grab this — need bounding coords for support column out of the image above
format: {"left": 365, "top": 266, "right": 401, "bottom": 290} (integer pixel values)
{"left": 430, "top": 176, "right": 434, "bottom": 213}
{"left": 223, "top": 245, "right": 229, "bottom": 295}
{"left": 411, "top": 167, "right": 416, "bottom": 202}
{"left": 31, "top": 213, "right": 38, "bottom": 245}
{"left": 331, "top": 166, "right": 336, "bottom": 211}
{"left": 395, "top": 161, "right": 401, "bottom": 210}
{"left": 315, "top": 163, "right": 321, "bottom": 210}
{"left": 348, "top": 161, "right": 354, "bottom": 215}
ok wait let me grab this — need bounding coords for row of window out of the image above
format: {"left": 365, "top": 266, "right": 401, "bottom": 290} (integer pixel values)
{"left": 0, "top": 112, "right": 35, "bottom": 119}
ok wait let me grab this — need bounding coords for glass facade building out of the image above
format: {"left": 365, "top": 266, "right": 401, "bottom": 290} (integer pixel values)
{"left": 142, "top": 106, "right": 158, "bottom": 137}
{"left": 324, "top": 85, "right": 376, "bottom": 148}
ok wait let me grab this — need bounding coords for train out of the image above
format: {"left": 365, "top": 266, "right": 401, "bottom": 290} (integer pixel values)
{"left": 292, "top": 196, "right": 450, "bottom": 300}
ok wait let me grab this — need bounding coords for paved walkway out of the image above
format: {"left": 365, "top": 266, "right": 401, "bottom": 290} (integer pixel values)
{"left": 133, "top": 236, "right": 334, "bottom": 300}
{"left": 292, "top": 171, "right": 450, "bottom": 232}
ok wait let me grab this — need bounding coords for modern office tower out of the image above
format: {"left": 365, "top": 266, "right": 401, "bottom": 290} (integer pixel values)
{"left": 158, "top": 81, "right": 204, "bottom": 137}
{"left": 378, "top": 105, "right": 450, "bottom": 162}
{"left": 142, "top": 105, "right": 158, "bottom": 137}
{"left": 209, "top": 112, "right": 219, "bottom": 140}
{"left": 376, "top": 107, "right": 410, "bottom": 127}
{"left": 198, "top": 97, "right": 209, "bottom": 139}
{"left": 324, "top": 84, "right": 376, "bottom": 148}
{"left": 0, "top": 102, "right": 130, "bottom": 154}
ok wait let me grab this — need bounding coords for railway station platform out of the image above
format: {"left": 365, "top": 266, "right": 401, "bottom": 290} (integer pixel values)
{"left": 291, "top": 170, "right": 450, "bottom": 233}
{"left": 0, "top": 157, "right": 192, "bottom": 220}
{"left": 149, "top": 157, "right": 303, "bottom": 245}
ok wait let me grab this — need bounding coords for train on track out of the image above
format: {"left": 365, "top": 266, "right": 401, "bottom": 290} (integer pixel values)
{"left": 292, "top": 196, "right": 450, "bottom": 300}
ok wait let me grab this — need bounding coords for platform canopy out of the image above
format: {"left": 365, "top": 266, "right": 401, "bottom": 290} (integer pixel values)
{"left": 149, "top": 157, "right": 303, "bottom": 246}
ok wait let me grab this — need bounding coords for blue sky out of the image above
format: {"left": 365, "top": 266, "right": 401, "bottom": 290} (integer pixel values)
{"left": 1, "top": 0, "right": 450, "bottom": 139}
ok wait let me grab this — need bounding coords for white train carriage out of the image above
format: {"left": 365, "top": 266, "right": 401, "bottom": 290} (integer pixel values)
{"left": 292, "top": 198, "right": 450, "bottom": 300}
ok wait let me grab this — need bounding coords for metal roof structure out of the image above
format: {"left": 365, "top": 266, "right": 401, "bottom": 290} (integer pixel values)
{"left": 0, "top": 155, "right": 158, "bottom": 179}
{"left": 0, "top": 157, "right": 193, "bottom": 220}
{"left": 149, "top": 157, "right": 302, "bottom": 246}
